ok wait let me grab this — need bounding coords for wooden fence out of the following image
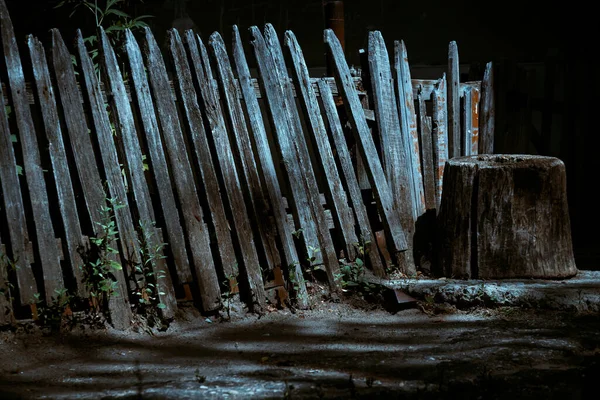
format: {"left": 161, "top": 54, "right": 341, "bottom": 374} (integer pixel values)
{"left": 0, "top": 0, "right": 493, "bottom": 328}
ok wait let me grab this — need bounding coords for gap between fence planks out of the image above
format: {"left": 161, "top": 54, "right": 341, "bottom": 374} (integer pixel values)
{"left": 417, "top": 87, "right": 436, "bottom": 211}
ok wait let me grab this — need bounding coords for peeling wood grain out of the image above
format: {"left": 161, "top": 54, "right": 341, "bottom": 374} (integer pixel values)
{"left": 448, "top": 41, "right": 461, "bottom": 158}
{"left": 432, "top": 76, "right": 448, "bottom": 210}
{"left": 1, "top": 1, "right": 61, "bottom": 304}
{"left": 231, "top": 25, "right": 308, "bottom": 308}
{"left": 417, "top": 87, "right": 436, "bottom": 211}
{"left": 479, "top": 62, "right": 494, "bottom": 154}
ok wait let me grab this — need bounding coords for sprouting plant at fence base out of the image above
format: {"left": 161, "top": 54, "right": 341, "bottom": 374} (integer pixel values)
{"left": 335, "top": 236, "right": 379, "bottom": 297}
{"left": 221, "top": 272, "right": 239, "bottom": 320}
{"left": 32, "top": 288, "right": 72, "bottom": 331}
{"left": 0, "top": 252, "right": 18, "bottom": 321}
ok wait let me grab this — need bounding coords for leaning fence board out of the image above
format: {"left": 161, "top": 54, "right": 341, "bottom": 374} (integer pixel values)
{"left": 208, "top": 31, "right": 282, "bottom": 275}
{"left": 143, "top": 28, "right": 221, "bottom": 311}
{"left": 318, "top": 79, "right": 385, "bottom": 276}
{"left": 231, "top": 25, "right": 308, "bottom": 308}
{"left": 325, "top": 29, "right": 408, "bottom": 255}
{"left": 394, "top": 40, "right": 425, "bottom": 219}
{"left": 417, "top": 88, "right": 436, "bottom": 210}
{"left": 76, "top": 30, "right": 133, "bottom": 329}
{"left": 285, "top": 30, "right": 358, "bottom": 261}
{"left": 432, "top": 76, "right": 448, "bottom": 209}
{"left": 479, "top": 62, "right": 494, "bottom": 154}
{"left": 181, "top": 30, "right": 266, "bottom": 311}
{"left": 124, "top": 30, "right": 192, "bottom": 286}
{"left": 1, "top": 1, "right": 62, "bottom": 304}
{"left": 0, "top": 74, "right": 36, "bottom": 305}
{"left": 99, "top": 28, "right": 177, "bottom": 320}
{"left": 29, "top": 35, "right": 86, "bottom": 296}
{"left": 448, "top": 41, "right": 461, "bottom": 158}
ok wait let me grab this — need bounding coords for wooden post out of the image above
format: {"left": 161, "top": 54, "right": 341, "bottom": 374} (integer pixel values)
{"left": 448, "top": 41, "right": 461, "bottom": 158}
{"left": 479, "top": 62, "right": 494, "bottom": 154}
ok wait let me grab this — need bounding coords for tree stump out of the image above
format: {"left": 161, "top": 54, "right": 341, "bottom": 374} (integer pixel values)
{"left": 438, "top": 154, "right": 577, "bottom": 279}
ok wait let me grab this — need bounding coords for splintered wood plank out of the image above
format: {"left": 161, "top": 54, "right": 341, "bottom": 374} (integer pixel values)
{"left": 208, "top": 31, "right": 282, "bottom": 275}
{"left": 432, "top": 76, "right": 448, "bottom": 210}
{"left": 417, "top": 87, "right": 436, "bottom": 210}
{"left": 153, "top": 26, "right": 226, "bottom": 310}
{"left": 1, "top": 1, "right": 62, "bottom": 304}
{"left": 76, "top": 30, "right": 134, "bottom": 329}
{"left": 0, "top": 77, "right": 36, "bottom": 305}
{"left": 180, "top": 30, "right": 266, "bottom": 312}
{"left": 448, "top": 41, "right": 461, "bottom": 158}
{"left": 479, "top": 62, "right": 494, "bottom": 154}
{"left": 394, "top": 40, "right": 425, "bottom": 219}
{"left": 231, "top": 25, "right": 308, "bottom": 309}
{"left": 285, "top": 30, "right": 358, "bottom": 261}
{"left": 318, "top": 79, "right": 385, "bottom": 276}
{"left": 325, "top": 29, "right": 408, "bottom": 255}
{"left": 124, "top": 30, "right": 192, "bottom": 286}
{"left": 29, "top": 35, "right": 87, "bottom": 297}
{"left": 99, "top": 28, "right": 177, "bottom": 320}
{"left": 261, "top": 24, "right": 340, "bottom": 288}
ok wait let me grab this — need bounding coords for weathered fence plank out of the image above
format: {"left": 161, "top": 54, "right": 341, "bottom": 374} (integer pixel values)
{"left": 462, "top": 86, "right": 473, "bottom": 156}
{"left": 99, "top": 28, "right": 177, "bottom": 320}
{"left": 76, "top": 30, "right": 133, "bottom": 329}
{"left": 432, "top": 75, "right": 448, "bottom": 209}
{"left": 230, "top": 25, "right": 308, "bottom": 308}
{"left": 479, "top": 62, "right": 494, "bottom": 154}
{"left": 208, "top": 31, "right": 282, "bottom": 277}
{"left": 285, "top": 30, "right": 358, "bottom": 261}
{"left": 180, "top": 30, "right": 266, "bottom": 311}
{"left": 394, "top": 40, "right": 425, "bottom": 220}
{"left": 29, "top": 35, "right": 86, "bottom": 296}
{"left": 318, "top": 79, "right": 385, "bottom": 276}
{"left": 448, "top": 41, "right": 461, "bottom": 158}
{"left": 0, "top": 76, "right": 36, "bottom": 305}
{"left": 124, "top": 29, "right": 192, "bottom": 287}
{"left": 1, "top": 1, "right": 62, "bottom": 304}
{"left": 417, "top": 88, "right": 436, "bottom": 210}
{"left": 143, "top": 28, "right": 221, "bottom": 312}
{"left": 325, "top": 29, "right": 408, "bottom": 259}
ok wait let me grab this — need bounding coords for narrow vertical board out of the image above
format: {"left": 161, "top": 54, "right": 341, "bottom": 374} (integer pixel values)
{"left": 263, "top": 24, "right": 340, "bottom": 286}
{"left": 448, "top": 41, "right": 461, "bottom": 158}
{"left": 155, "top": 29, "right": 230, "bottom": 311}
{"left": 470, "top": 87, "right": 480, "bottom": 155}
{"left": 231, "top": 25, "right": 308, "bottom": 309}
{"left": 324, "top": 29, "right": 408, "bottom": 254}
{"left": 479, "top": 62, "right": 494, "bottom": 154}
{"left": 462, "top": 86, "right": 473, "bottom": 156}
{"left": 0, "top": 77, "right": 36, "bottom": 304}
{"left": 124, "top": 30, "right": 192, "bottom": 286}
{"left": 285, "top": 30, "right": 358, "bottom": 261}
{"left": 417, "top": 88, "right": 436, "bottom": 210}
{"left": 29, "top": 35, "right": 85, "bottom": 296}
{"left": 180, "top": 30, "right": 266, "bottom": 311}
{"left": 208, "top": 31, "right": 282, "bottom": 276}
{"left": 76, "top": 31, "right": 134, "bottom": 330}
{"left": 0, "top": 1, "right": 62, "bottom": 304}
{"left": 367, "top": 32, "right": 415, "bottom": 274}
{"left": 318, "top": 79, "right": 385, "bottom": 277}
{"left": 99, "top": 28, "right": 177, "bottom": 320}
{"left": 394, "top": 40, "right": 425, "bottom": 218}
{"left": 432, "top": 76, "right": 448, "bottom": 209}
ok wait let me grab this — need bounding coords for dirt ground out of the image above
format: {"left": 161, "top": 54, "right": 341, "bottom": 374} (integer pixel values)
{"left": 0, "top": 292, "right": 599, "bottom": 399}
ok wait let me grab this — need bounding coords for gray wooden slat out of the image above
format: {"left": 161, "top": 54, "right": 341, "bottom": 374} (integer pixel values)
{"left": 432, "top": 75, "right": 448, "bottom": 210}
{"left": 124, "top": 29, "right": 192, "bottom": 286}
{"left": 180, "top": 30, "right": 266, "bottom": 312}
{"left": 142, "top": 28, "right": 221, "bottom": 312}
{"left": 479, "top": 62, "right": 494, "bottom": 154}
{"left": 29, "top": 35, "right": 86, "bottom": 296}
{"left": 99, "top": 28, "right": 177, "bottom": 320}
{"left": 1, "top": 1, "right": 62, "bottom": 304}
{"left": 394, "top": 40, "right": 425, "bottom": 219}
{"left": 417, "top": 87, "right": 436, "bottom": 210}
{"left": 462, "top": 86, "right": 472, "bottom": 157}
{"left": 0, "top": 77, "right": 36, "bottom": 305}
{"left": 230, "top": 25, "right": 308, "bottom": 309}
{"left": 325, "top": 29, "right": 408, "bottom": 255}
{"left": 208, "top": 32, "right": 282, "bottom": 276}
{"left": 317, "top": 79, "right": 385, "bottom": 277}
{"left": 285, "top": 30, "right": 358, "bottom": 261}
{"left": 76, "top": 30, "right": 134, "bottom": 330}
{"left": 448, "top": 41, "right": 461, "bottom": 158}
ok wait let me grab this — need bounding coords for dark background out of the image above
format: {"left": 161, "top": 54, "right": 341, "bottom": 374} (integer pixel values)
{"left": 3, "top": 0, "right": 598, "bottom": 268}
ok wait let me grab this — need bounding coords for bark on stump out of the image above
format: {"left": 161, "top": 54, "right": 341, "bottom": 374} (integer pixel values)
{"left": 438, "top": 154, "right": 577, "bottom": 279}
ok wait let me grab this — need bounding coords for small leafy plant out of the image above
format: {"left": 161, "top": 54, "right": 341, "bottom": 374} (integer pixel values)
{"left": 221, "top": 272, "right": 239, "bottom": 320}
{"left": 32, "top": 288, "right": 72, "bottom": 332}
